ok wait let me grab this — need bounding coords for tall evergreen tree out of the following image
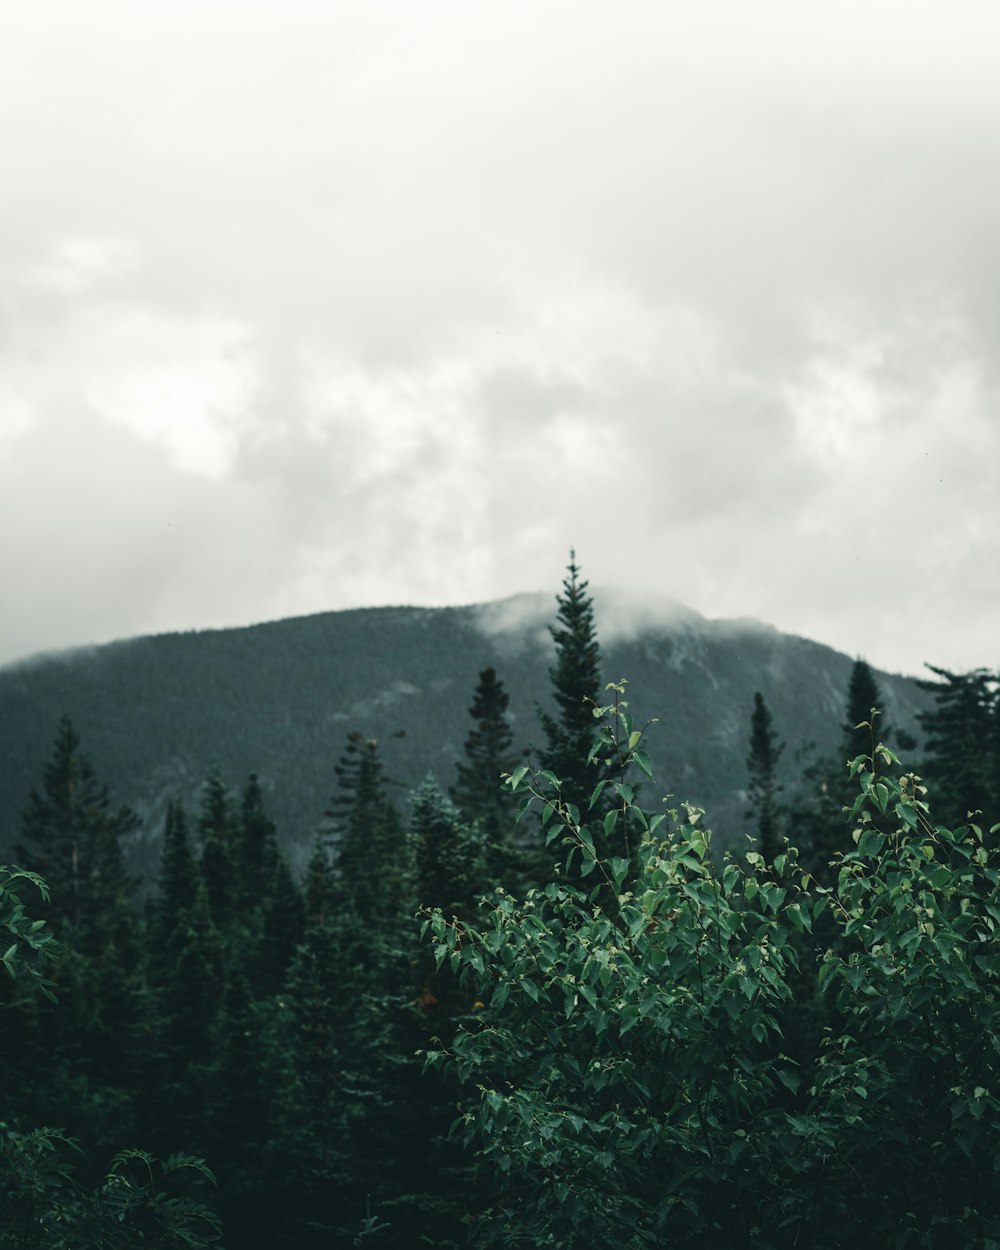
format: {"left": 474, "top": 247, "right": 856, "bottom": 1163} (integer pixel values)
{"left": 326, "top": 733, "right": 408, "bottom": 926}
{"left": 795, "top": 660, "right": 891, "bottom": 889}
{"left": 197, "top": 768, "right": 236, "bottom": 928}
{"left": 237, "top": 773, "right": 276, "bottom": 912}
{"left": 142, "top": 813, "right": 222, "bottom": 1155}
{"left": 746, "top": 692, "right": 784, "bottom": 865}
{"left": 917, "top": 665, "right": 998, "bottom": 827}
{"left": 452, "top": 666, "right": 520, "bottom": 887}
{"left": 538, "top": 552, "right": 606, "bottom": 815}
{"left": 150, "top": 800, "right": 194, "bottom": 958}
{"left": 842, "top": 658, "right": 888, "bottom": 763}
{"left": 411, "top": 773, "right": 484, "bottom": 918}
{"left": 17, "top": 716, "right": 138, "bottom": 945}
{"left": 206, "top": 963, "right": 273, "bottom": 1250}
{"left": 302, "top": 834, "right": 335, "bottom": 932}
{"left": 277, "top": 900, "right": 347, "bottom": 1249}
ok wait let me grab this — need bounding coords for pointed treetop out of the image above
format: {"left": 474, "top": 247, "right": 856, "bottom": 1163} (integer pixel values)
{"left": 842, "top": 659, "right": 887, "bottom": 760}
{"left": 538, "top": 551, "right": 604, "bottom": 810}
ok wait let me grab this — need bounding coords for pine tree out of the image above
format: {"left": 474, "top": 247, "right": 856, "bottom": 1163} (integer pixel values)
{"left": 254, "top": 853, "right": 305, "bottom": 999}
{"left": 327, "top": 733, "right": 408, "bottom": 926}
{"left": 453, "top": 666, "right": 521, "bottom": 887}
{"left": 411, "top": 774, "right": 484, "bottom": 918}
{"left": 917, "top": 666, "right": 998, "bottom": 827}
{"left": 197, "top": 768, "right": 236, "bottom": 928}
{"left": 302, "top": 834, "right": 335, "bottom": 932}
{"left": 746, "top": 692, "right": 784, "bottom": 866}
{"left": 538, "top": 552, "right": 606, "bottom": 815}
{"left": 142, "top": 821, "right": 222, "bottom": 1155}
{"left": 229, "top": 773, "right": 304, "bottom": 996}
{"left": 237, "top": 773, "right": 276, "bottom": 913}
{"left": 150, "top": 800, "right": 194, "bottom": 961}
{"left": 794, "top": 661, "right": 890, "bottom": 890}
{"left": 17, "top": 717, "right": 138, "bottom": 945}
{"left": 842, "top": 658, "right": 888, "bottom": 764}
{"left": 206, "top": 963, "right": 273, "bottom": 1250}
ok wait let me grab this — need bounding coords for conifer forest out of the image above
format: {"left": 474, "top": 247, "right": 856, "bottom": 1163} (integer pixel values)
{"left": 2, "top": 557, "right": 999, "bottom": 1248}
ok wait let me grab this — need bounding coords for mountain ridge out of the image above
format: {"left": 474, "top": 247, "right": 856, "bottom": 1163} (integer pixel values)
{"left": 0, "top": 591, "right": 933, "bottom": 881}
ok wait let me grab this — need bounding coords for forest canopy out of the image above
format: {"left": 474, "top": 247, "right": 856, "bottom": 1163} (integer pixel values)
{"left": 2, "top": 559, "right": 998, "bottom": 1248}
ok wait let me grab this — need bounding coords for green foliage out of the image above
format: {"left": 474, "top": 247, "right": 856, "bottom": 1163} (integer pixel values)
{"left": 842, "top": 658, "right": 888, "bottom": 757}
{"left": 453, "top": 666, "right": 523, "bottom": 889}
{"left": 10, "top": 578, "right": 995, "bottom": 1250}
{"left": 411, "top": 773, "right": 485, "bottom": 917}
{"left": 746, "top": 691, "right": 784, "bottom": 866}
{"left": 538, "top": 553, "right": 609, "bottom": 821}
{"left": 0, "top": 864, "right": 222, "bottom": 1249}
{"left": 0, "top": 1130, "right": 222, "bottom": 1250}
{"left": 197, "top": 769, "right": 237, "bottom": 928}
{"left": 792, "top": 663, "right": 893, "bottom": 889}
{"left": 917, "top": 664, "right": 999, "bottom": 828}
{"left": 0, "top": 868, "right": 57, "bottom": 1004}
{"left": 426, "top": 695, "right": 1000, "bottom": 1249}
{"left": 327, "top": 733, "right": 408, "bottom": 926}
{"left": 15, "top": 717, "right": 138, "bottom": 946}
{"left": 812, "top": 750, "right": 1000, "bottom": 1245}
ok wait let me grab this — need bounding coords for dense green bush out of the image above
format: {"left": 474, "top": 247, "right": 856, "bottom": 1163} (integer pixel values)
{"left": 425, "top": 685, "right": 1000, "bottom": 1249}
{"left": 0, "top": 867, "right": 223, "bottom": 1250}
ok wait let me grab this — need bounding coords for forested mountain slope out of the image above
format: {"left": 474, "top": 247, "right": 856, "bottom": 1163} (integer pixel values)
{"left": 0, "top": 591, "right": 931, "bottom": 880}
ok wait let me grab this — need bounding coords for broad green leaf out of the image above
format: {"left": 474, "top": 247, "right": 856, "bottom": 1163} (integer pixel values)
{"left": 632, "top": 750, "right": 654, "bottom": 780}
{"left": 508, "top": 765, "right": 529, "bottom": 792}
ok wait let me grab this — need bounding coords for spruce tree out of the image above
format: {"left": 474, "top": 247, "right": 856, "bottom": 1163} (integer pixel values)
{"left": 452, "top": 666, "right": 520, "bottom": 887}
{"left": 327, "top": 733, "right": 408, "bottom": 926}
{"left": 797, "top": 659, "right": 891, "bottom": 889}
{"left": 17, "top": 716, "right": 138, "bottom": 945}
{"left": 917, "top": 666, "right": 998, "bottom": 827}
{"left": 538, "top": 552, "right": 606, "bottom": 815}
{"left": 143, "top": 827, "right": 221, "bottom": 1155}
{"left": 197, "top": 768, "right": 236, "bottom": 928}
{"left": 842, "top": 658, "right": 888, "bottom": 763}
{"left": 279, "top": 902, "right": 346, "bottom": 1248}
{"left": 746, "top": 692, "right": 784, "bottom": 866}
{"left": 302, "top": 834, "right": 335, "bottom": 932}
{"left": 237, "top": 773, "right": 276, "bottom": 912}
{"left": 255, "top": 853, "right": 305, "bottom": 999}
{"left": 206, "top": 963, "right": 273, "bottom": 1250}
{"left": 150, "top": 801, "right": 194, "bottom": 959}
{"left": 411, "top": 773, "right": 484, "bottom": 918}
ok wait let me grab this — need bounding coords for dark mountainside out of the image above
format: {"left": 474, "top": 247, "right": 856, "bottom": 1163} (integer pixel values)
{"left": 0, "top": 591, "right": 931, "bottom": 880}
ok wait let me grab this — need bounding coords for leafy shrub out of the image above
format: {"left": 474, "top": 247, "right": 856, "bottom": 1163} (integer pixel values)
{"left": 425, "top": 685, "right": 1000, "bottom": 1249}
{"left": 0, "top": 866, "right": 223, "bottom": 1249}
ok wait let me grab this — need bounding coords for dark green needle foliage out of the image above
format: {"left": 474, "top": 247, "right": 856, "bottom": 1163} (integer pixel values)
{"left": 236, "top": 775, "right": 304, "bottom": 996}
{"left": 538, "top": 554, "right": 603, "bottom": 801}
{"left": 842, "top": 658, "right": 888, "bottom": 760}
{"left": 327, "top": 732, "right": 408, "bottom": 927}
{"left": 16, "top": 716, "right": 139, "bottom": 946}
{"left": 917, "top": 665, "right": 999, "bottom": 829}
{"left": 197, "top": 768, "right": 237, "bottom": 928}
{"left": 237, "top": 773, "right": 278, "bottom": 912}
{"left": 452, "top": 666, "right": 522, "bottom": 889}
{"left": 149, "top": 800, "right": 195, "bottom": 962}
{"left": 411, "top": 773, "right": 484, "bottom": 918}
{"left": 794, "top": 660, "right": 890, "bottom": 888}
{"left": 0, "top": 862, "right": 222, "bottom": 1249}
{"left": 9, "top": 570, "right": 1000, "bottom": 1250}
{"left": 746, "top": 691, "right": 784, "bottom": 866}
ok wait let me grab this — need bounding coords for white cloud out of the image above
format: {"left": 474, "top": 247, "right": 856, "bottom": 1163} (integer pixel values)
{"left": 30, "top": 237, "right": 137, "bottom": 295}
{"left": 81, "top": 309, "right": 258, "bottom": 478}
{"left": 1, "top": 1, "right": 998, "bottom": 677}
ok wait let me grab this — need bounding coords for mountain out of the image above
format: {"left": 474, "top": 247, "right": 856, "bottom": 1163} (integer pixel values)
{"left": 0, "top": 590, "right": 932, "bottom": 882}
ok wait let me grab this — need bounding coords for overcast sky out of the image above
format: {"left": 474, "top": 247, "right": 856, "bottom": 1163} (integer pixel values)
{"left": 2, "top": 1, "right": 998, "bottom": 677}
